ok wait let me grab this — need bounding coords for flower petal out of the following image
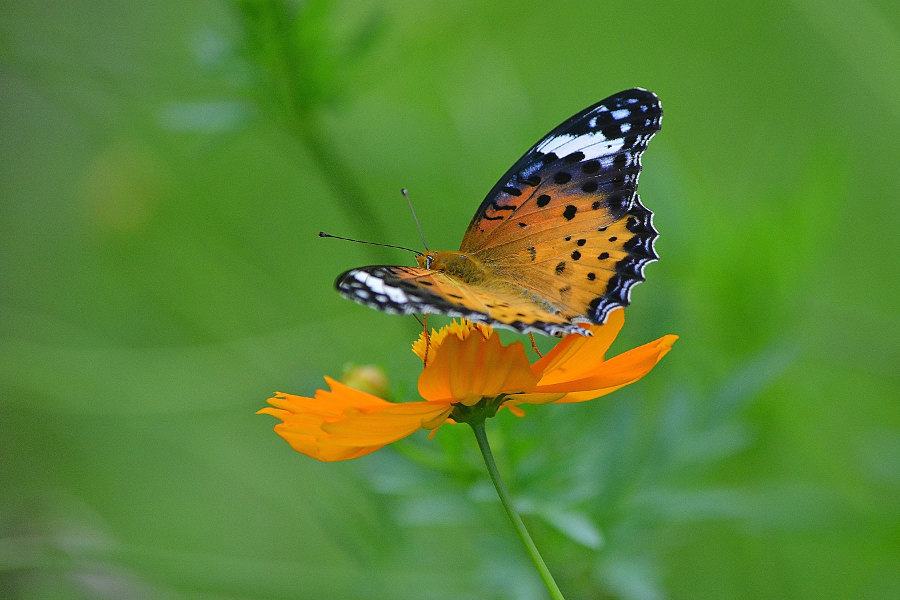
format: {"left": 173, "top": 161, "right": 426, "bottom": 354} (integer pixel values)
{"left": 321, "top": 402, "right": 454, "bottom": 442}
{"left": 269, "top": 420, "right": 380, "bottom": 461}
{"left": 411, "top": 319, "right": 493, "bottom": 362}
{"left": 418, "top": 328, "right": 538, "bottom": 404}
{"left": 258, "top": 377, "right": 450, "bottom": 462}
{"left": 538, "top": 334, "right": 678, "bottom": 400}
{"left": 263, "top": 377, "right": 393, "bottom": 416}
{"left": 531, "top": 309, "right": 625, "bottom": 384}
{"left": 506, "top": 392, "right": 567, "bottom": 405}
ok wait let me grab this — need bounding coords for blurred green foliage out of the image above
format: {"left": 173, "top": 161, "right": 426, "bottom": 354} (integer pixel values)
{"left": 1, "top": 1, "right": 897, "bottom": 598}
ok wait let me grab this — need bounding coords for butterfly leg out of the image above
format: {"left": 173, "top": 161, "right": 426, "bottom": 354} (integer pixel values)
{"left": 529, "top": 332, "right": 543, "bottom": 358}
{"left": 422, "top": 313, "right": 431, "bottom": 366}
{"left": 412, "top": 314, "right": 432, "bottom": 365}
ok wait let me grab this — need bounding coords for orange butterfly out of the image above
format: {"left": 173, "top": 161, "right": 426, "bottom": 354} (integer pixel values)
{"left": 336, "top": 88, "right": 662, "bottom": 336}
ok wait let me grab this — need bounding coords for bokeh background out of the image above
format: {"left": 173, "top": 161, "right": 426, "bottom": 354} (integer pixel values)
{"left": 2, "top": 1, "right": 897, "bottom": 598}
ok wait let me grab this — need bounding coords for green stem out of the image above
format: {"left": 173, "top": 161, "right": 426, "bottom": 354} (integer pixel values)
{"left": 470, "top": 422, "right": 566, "bottom": 600}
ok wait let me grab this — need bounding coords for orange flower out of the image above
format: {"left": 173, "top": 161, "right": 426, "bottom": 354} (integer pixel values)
{"left": 259, "top": 309, "right": 677, "bottom": 461}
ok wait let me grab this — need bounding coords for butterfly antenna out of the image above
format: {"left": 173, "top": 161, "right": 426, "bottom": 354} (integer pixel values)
{"left": 401, "top": 188, "right": 429, "bottom": 251}
{"left": 318, "top": 232, "right": 422, "bottom": 256}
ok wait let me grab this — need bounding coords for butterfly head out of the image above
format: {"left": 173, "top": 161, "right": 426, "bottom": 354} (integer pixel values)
{"left": 416, "top": 250, "right": 436, "bottom": 270}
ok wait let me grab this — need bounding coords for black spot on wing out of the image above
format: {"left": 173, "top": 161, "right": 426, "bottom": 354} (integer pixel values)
{"left": 553, "top": 171, "right": 572, "bottom": 184}
{"left": 582, "top": 161, "right": 601, "bottom": 175}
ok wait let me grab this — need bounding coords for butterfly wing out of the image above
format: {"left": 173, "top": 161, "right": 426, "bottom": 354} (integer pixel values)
{"left": 336, "top": 265, "right": 585, "bottom": 336}
{"left": 459, "top": 88, "right": 662, "bottom": 325}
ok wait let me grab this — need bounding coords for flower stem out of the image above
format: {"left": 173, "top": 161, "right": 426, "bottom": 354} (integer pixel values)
{"left": 470, "top": 422, "right": 566, "bottom": 600}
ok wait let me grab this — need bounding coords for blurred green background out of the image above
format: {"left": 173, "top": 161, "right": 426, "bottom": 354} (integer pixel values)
{"left": 2, "top": 1, "right": 897, "bottom": 598}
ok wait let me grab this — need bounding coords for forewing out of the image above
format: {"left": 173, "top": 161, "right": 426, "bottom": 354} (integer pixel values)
{"left": 461, "top": 88, "right": 661, "bottom": 249}
{"left": 458, "top": 88, "right": 662, "bottom": 323}
{"left": 335, "top": 265, "right": 586, "bottom": 336}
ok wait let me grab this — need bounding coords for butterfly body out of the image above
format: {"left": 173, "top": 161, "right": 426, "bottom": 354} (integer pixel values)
{"left": 420, "top": 249, "right": 566, "bottom": 316}
{"left": 335, "top": 89, "right": 663, "bottom": 337}
{"left": 417, "top": 251, "right": 489, "bottom": 283}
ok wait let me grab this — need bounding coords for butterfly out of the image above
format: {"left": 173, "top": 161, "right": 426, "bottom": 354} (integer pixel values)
{"left": 335, "top": 88, "right": 662, "bottom": 337}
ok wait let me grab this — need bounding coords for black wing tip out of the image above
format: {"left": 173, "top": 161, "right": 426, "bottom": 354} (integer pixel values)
{"left": 334, "top": 266, "right": 424, "bottom": 316}
{"left": 593, "top": 88, "right": 663, "bottom": 125}
{"left": 620, "top": 86, "right": 658, "bottom": 97}
{"left": 334, "top": 268, "right": 356, "bottom": 290}
{"left": 611, "top": 87, "right": 661, "bottom": 105}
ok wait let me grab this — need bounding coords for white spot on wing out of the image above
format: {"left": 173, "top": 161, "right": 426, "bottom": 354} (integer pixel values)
{"left": 537, "top": 132, "right": 625, "bottom": 161}
{"left": 611, "top": 108, "right": 631, "bottom": 120}
{"left": 353, "top": 270, "right": 409, "bottom": 304}
{"left": 520, "top": 161, "right": 541, "bottom": 179}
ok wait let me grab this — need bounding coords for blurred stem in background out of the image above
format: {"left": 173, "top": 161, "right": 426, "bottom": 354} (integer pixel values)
{"left": 232, "top": 0, "right": 388, "bottom": 243}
